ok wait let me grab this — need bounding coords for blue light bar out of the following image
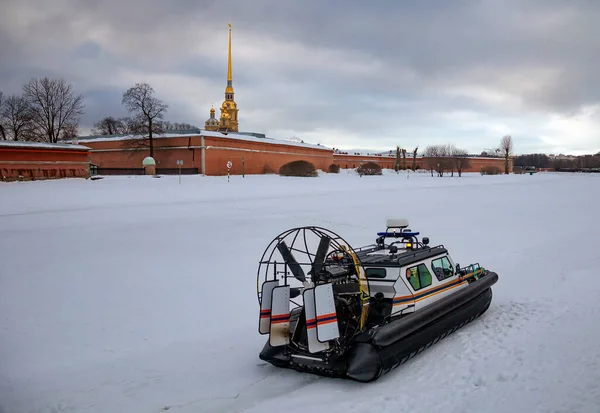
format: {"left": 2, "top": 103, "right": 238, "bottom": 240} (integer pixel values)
{"left": 377, "top": 231, "right": 420, "bottom": 237}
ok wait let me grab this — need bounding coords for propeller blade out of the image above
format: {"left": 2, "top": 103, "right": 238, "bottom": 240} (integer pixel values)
{"left": 311, "top": 235, "right": 331, "bottom": 276}
{"left": 277, "top": 241, "right": 306, "bottom": 282}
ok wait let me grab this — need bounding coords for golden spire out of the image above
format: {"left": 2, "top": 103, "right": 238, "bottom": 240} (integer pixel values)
{"left": 226, "top": 23, "right": 233, "bottom": 90}
{"left": 218, "top": 22, "right": 238, "bottom": 132}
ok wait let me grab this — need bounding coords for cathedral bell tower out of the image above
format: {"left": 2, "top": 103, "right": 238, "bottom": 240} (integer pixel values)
{"left": 205, "top": 23, "right": 239, "bottom": 133}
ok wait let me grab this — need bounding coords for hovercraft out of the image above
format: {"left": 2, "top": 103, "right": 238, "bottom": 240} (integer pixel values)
{"left": 256, "top": 219, "right": 498, "bottom": 382}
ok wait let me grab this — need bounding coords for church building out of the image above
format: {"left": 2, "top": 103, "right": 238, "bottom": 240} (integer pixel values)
{"left": 205, "top": 23, "right": 239, "bottom": 133}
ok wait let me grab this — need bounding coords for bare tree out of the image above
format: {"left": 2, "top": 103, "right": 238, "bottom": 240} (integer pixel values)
{"left": 122, "top": 83, "right": 168, "bottom": 158}
{"left": 91, "top": 116, "right": 127, "bottom": 135}
{"left": 118, "top": 115, "right": 167, "bottom": 158}
{"left": 423, "top": 145, "right": 439, "bottom": 176}
{"left": 450, "top": 146, "right": 471, "bottom": 177}
{"left": 21, "top": 77, "right": 85, "bottom": 143}
{"left": 445, "top": 144, "right": 457, "bottom": 176}
{"left": 499, "top": 135, "right": 513, "bottom": 174}
{"left": 412, "top": 146, "right": 418, "bottom": 170}
{"left": 424, "top": 144, "right": 453, "bottom": 177}
{"left": 394, "top": 146, "right": 401, "bottom": 172}
{"left": 62, "top": 123, "right": 79, "bottom": 140}
{"left": 441, "top": 144, "right": 454, "bottom": 176}
{"left": 120, "top": 116, "right": 145, "bottom": 135}
{"left": 2, "top": 95, "right": 35, "bottom": 141}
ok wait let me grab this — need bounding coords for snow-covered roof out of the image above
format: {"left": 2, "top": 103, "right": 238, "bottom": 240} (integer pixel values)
{"left": 334, "top": 152, "right": 396, "bottom": 157}
{"left": 202, "top": 130, "right": 332, "bottom": 150}
{"left": 74, "top": 129, "right": 332, "bottom": 151}
{"left": 0, "top": 140, "right": 91, "bottom": 151}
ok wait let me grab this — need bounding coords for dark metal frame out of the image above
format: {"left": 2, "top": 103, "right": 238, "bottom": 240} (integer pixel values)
{"left": 256, "top": 226, "right": 370, "bottom": 308}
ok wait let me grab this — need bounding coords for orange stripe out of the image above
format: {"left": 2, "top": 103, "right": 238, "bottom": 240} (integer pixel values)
{"left": 394, "top": 278, "right": 462, "bottom": 302}
{"left": 393, "top": 279, "right": 469, "bottom": 307}
{"left": 394, "top": 294, "right": 413, "bottom": 301}
{"left": 414, "top": 281, "right": 467, "bottom": 302}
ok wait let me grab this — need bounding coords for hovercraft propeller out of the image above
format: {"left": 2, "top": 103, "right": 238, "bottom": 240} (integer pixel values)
{"left": 257, "top": 227, "right": 370, "bottom": 355}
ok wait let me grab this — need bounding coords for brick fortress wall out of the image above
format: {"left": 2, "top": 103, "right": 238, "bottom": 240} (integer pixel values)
{"left": 81, "top": 133, "right": 333, "bottom": 176}
{"left": 78, "top": 132, "right": 512, "bottom": 176}
{"left": 0, "top": 142, "right": 91, "bottom": 181}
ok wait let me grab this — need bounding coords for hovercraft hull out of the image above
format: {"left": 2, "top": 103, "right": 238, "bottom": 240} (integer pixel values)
{"left": 259, "top": 271, "right": 498, "bottom": 382}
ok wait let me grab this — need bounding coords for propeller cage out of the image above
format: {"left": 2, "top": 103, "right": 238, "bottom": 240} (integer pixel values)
{"left": 256, "top": 226, "right": 370, "bottom": 355}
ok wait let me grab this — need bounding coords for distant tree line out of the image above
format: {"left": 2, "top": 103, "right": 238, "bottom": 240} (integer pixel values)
{"left": 514, "top": 152, "right": 600, "bottom": 170}
{"left": 417, "top": 136, "right": 514, "bottom": 176}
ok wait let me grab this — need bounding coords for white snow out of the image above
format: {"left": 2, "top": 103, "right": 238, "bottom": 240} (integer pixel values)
{"left": 0, "top": 140, "right": 91, "bottom": 151}
{"left": 1, "top": 170, "right": 599, "bottom": 413}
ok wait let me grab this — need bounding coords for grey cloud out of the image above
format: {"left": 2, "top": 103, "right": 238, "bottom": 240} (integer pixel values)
{"left": 80, "top": 88, "right": 130, "bottom": 127}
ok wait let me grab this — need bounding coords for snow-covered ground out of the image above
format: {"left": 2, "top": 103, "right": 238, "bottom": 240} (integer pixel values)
{"left": 1, "top": 170, "right": 599, "bottom": 413}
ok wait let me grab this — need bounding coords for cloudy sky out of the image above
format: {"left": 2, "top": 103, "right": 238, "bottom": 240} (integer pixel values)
{"left": 1, "top": 0, "right": 599, "bottom": 155}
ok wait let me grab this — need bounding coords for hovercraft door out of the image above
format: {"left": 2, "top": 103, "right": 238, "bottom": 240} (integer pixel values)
{"left": 269, "top": 285, "right": 290, "bottom": 346}
{"left": 314, "top": 283, "right": 340, "bottom": 342}
{"left": 303, "top": 288, "right": 330, "bottom": 353}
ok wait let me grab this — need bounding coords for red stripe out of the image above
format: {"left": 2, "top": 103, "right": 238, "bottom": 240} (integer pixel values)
{"left": 316, "top": 312, "right": 336, "bottom": 320}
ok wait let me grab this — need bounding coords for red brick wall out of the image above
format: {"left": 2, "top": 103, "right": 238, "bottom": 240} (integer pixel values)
{"left": 458, "top": 157, "right": 513, "bottom": 173}
{"left": 84, "top": 135, "right": 333, "bottom": 175}
{"left": 85, "top": 136, "right": 202, "bottom": 169}
{"left": 82, "top": 134, "right": 513, "bottom": 176}
{"left": 203, "top": 136, "right": 331, "bottom": 175}
{"left": 0, "top": 146, "right": 91, "bottom": 181}
{"left": 332, "top": 154, "right": 397, "bottom": 169}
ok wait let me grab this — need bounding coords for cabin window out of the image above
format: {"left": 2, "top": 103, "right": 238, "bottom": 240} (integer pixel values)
{"left": 431, "top": 256, "right": 454, "bottom": 281}
{"left": 366, "top": 268, "right": 387, "bottom": 278}
{"left": 406, "top": 264, "right": 432, "bottom": 291}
